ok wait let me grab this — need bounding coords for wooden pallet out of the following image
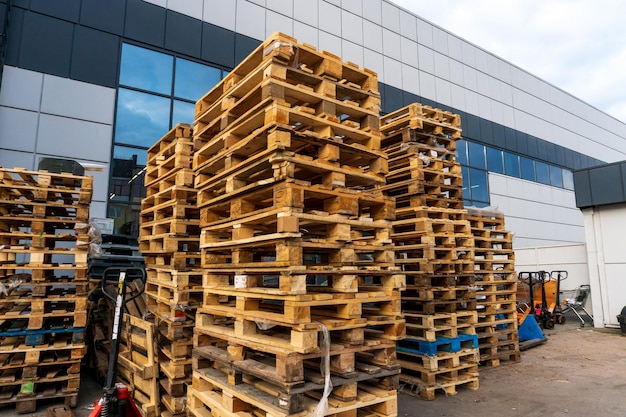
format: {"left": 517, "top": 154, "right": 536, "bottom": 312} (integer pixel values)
{"left": 0, "top": 168, "right": 93, "bottom": 205}
{"left": 117, "top": 315, "right": 159, "bottom": 417}
{"left": 195, "top": 32, "right": 378, "bottom": 119}
{"left": 145, "top": 169, "right": 195, "bottom": 197}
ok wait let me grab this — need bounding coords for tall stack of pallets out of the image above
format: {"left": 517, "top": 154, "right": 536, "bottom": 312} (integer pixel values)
{"left": 466, "top": 207, "right": 520, "bottom": 366}
{"left": 379, "top": 104, "right": 480, "bottom": 400}
{"left": 187, "top": 32, "right": 403, "bottom": 417}
{"left": 0, "top": 167, "right": 92, "bottom": 413}
{"left": 139, "top": 123, "right": 202, "bottom": 417}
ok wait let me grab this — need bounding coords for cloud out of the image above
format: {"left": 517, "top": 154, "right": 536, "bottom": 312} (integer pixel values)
{"left": 391, "top": 0, "right": 626, "bottom": 122}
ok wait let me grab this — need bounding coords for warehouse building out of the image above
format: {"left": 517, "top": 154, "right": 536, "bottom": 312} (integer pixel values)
{"left": 1, "top": 0, "right": 625, "bottom": 249}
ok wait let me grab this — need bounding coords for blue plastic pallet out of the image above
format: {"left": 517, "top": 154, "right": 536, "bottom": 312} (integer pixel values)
{"left": 0, "top": 327, "right": 85, "bottom": 346}
{"left": 398, "top": 334, "right": 479, "bottom": 356}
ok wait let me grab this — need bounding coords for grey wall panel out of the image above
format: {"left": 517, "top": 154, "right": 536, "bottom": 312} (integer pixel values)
{"left": 71, "top": 26, "right": 120, "bottom": 88}
{"left": 0, "top": 107, "right": 38, "bottom": 152}
{"left": 0, "top": 66, "right": 43, "bottom": 110}
{"left": 41, "top": 74, "right": 115, "bottom": 124}
{"left": 234, "top": 33, "right": 260, "bottom": 66}
{"left": 516, "top": 131, "right": 528, "bottom": 154}
{"left": 124, "top": 0, "right": 166, "bottom": 48}
{"left": 381, "top": 83, "right": 403, "bottom": 114}
{"left": 0, "top": 149, "right": 35, "bottom": 169}
{"left": 492, "top": 123, "right": 505, "bottom": 148}
{"left": 36, "top": 114, "right": 113, "bottom": 162}
{"left": 165, "top": 10, "right": 201, "bottom": 58}
{"left": 621, "top": 163, "right": 626, "bottom": 200}
{"left": 0, "top": 3, "right": 5, "bottom": 32}
{"left": 589, "top": 165, "right": 624, "bottom": 206}
{"left": 573, "top": 170, "right": 592, "bottom": 208}
{"left": 30, "top": 0, "right": 80, "bottom": 22}
{"left": 504, "top": 126, "right": 517, "bottom": 151}
{"left": 526, "top": 135, "right": 538, "bottom": 158}
{"left": 479, "top": 118, "right": 493, "bottom": 145}
{"left": 80, "top": 0, "right": 126, "bottom": 35}
{"left": 464, "top": 114, "right": 480, "bottom": 140}
{"left": 4, "top": 6, "right": 23, "bottom": 66}
{"left": 202, "top": 23, "right": 235, "bottom": 68}
{"left": 19, "top": 11, "right": 73, "bottom": 77}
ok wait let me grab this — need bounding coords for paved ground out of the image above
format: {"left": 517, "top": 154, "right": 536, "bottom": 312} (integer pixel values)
{"left": 2, "top": 312, "right": 624, "bottom": 416}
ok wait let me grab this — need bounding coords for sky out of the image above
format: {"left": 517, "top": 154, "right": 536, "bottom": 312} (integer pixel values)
{"left": 391, "top": 0, "right": 626, "bottom": 123}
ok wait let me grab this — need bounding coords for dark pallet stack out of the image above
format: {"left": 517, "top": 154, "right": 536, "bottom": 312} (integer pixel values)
{"left": 467, "top": 207, "right": 520, "bottom": 366}
{"left": 0, "top": 167, "right": 92, "bottom": 413}
{"left": 379, "top": 104, "right": 480, "bottom": 400}
{"left": 139, "top": 123, "right": 201, "bottom": 417}
{"left": 188, "top": 32, "right": 402, "bottom": 417}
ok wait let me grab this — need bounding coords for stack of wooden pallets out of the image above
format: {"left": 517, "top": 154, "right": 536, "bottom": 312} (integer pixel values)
{"left": 187, "top": 32, "right": 403, "bottom": 417}
{"left": 139, "top": 123, "right": 201, "bottom": 417}
{"left": 467, "top": 207, "right": 519, "bottom": 366}
{"left": 0, "top": 167, "right": 92, "bottom": 413}
{"left": 379, "top": 104, "right": 480, "bottom": 400}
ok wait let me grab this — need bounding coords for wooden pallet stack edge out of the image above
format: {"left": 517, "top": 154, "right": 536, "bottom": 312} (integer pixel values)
{"left": 0, "top": 166, "right": 93, "bottom": 414}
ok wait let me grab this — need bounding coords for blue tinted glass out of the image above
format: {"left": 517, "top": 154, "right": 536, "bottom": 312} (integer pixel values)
{"left": 535, "top": 161, "right": 550, "bottom": 185}
{"left": 520, "top": 157, "right": 535, "bottom": 181}
{"left": 468, "top": 142, "right": 486, "bottom": 169}
{"left": 461, "top": 165, "right": 470, "bottom": 200}
{"left": 469, "top": 168, "right": 489, "bottom": 202}
{"left": 173, "top": 100, "right": 195, "bottom": 126}
{"left": 113, "top": 145, "right": 147, "bottom": 167}
{"left": 549, "top": 165, "right": 563, "bottom": 188}
{"left": 456, "top": 140, "right": 468, "bottom": 165}
{"left": 504, "top": 152, "right": 520, "bottom": 177}
{"left": 486, "top": 147, "right": 504, "bottom": 174}
{"left": 119, "top": 44, "right": 173, "bottom": 94}
{"left": 175, "top": 58, "right": 222, "bottom": 101}
{"left": 115, "top": 88, "right": 171, "bottom": 147}
{"left": 563, "top": 169, "right": 574, "bottom": 190}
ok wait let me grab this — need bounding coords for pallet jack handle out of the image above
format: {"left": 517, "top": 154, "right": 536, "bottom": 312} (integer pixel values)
{"left": 90, "top": 267, "right": 146, "bottom": 417}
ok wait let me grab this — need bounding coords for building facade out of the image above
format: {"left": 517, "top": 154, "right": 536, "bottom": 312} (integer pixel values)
{"left": 1, "top": 0, "right": 625, "bottom": 248}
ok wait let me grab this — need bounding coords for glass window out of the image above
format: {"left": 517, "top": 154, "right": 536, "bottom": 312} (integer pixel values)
{"left": 563, "top": 169, "right": 574, "bottom": 190}
{"left": 173, "top": 100, "right": 196, "bottom": 126}
{"left": 461, "top": 165, "right": 470, "bottom": 201}
{"left": 549, "top": 165, "right": 563, "bottom": 188}
{"left": 175, "top": 58, "right": 222, "bottom": 101}
{"left": 504, "top": 152, "right": 520, "bottom": 177}
{"left": 486, "top": 147, "right": 504, "bottom": 174}
{"left": 469, "top": 168, "right": 489, "bottom": 203}
{"left": 112, "top": 144, "right": 147, "bottom": 169}
{"left": 520, "top": 157, "right": 535, "bottom": 181}
{"left": 119, "top": 44, "right": 173, "bottom": 94}
{"left": 535, "top": 161, "right": 550, "bottom": 185}
{"left": 468, "top": 142, "right": 486, "bottom": 169}
{"left": 115, "top": 88, "right": 171, "bottom": 147}
{"left": 456, "top": 139, "right": 468, "bottom": 165}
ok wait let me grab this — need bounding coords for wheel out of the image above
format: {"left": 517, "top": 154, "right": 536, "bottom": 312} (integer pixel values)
{"left": 544, "top": 318, "right": 555, "bottom": 329}
{"left": 556, "top": 315, "right": 566, "bottom": 325}
{"left": 619, "top": 306, "right": 626, "bottom": 334}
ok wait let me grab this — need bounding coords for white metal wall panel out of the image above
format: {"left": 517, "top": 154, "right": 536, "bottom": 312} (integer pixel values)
{"left": 341, "top": 10, "right": 363, "bottom": 45}
{"left": 41, "top": 75, "right": 115, "bottom": 125}
{"left": 203, "top": 0, "right": 236, "bottom": 29}
{"left": 293, "top": 0, "right": 317, "bottom": 27}
{"left": 362, "top": 19, "right": 383, "bottom": 52}
{"left": 341, "top": 39, "right": 363, "bottom": 67}
{"left": 265, "top": 9, "right": 292, "bottom": 38}
{"left": 400, "top": 36, "right": 418, "bottom": 67}
{"left": 36, "top": 115, "right": 113, "bottom": 163}
{"left": 362, "top": 0, "right": 382, "bottom": 25}
{"left": 0, "top": 108, "right": 38, "bottom": 153}
{"left": 235, "top": 0, "right": 266, "bottom": 39}
{"left": 318, "top": 1, "right": 341, "bottom": 36}
{"left": 167, "top": 0, "right": 203, "bottom": 20}
{"left": 0, "top": 67, "right": 43, "bottom": 111}
{"left": 398, "top": 9, "right": 417, "bottom": 40}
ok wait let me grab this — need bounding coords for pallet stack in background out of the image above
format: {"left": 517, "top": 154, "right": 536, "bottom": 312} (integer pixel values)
{"left": 379, "top": 104, "right": 480, "bottom": 400}
{"left": 139, "top": 123, "right": 202, "bottom": 417}
{"left": 467, "top": 207, "right": 520, "bottom": 366}
{"left": 187, "top": 32, "right": 403, "bottom": 417}
{"left": 0, "top": 167, "right": 92, "bottom": 413}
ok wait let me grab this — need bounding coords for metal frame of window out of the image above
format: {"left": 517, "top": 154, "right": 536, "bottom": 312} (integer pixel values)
{"left": 108, "top": 41, "right": 230, "bottom": 236}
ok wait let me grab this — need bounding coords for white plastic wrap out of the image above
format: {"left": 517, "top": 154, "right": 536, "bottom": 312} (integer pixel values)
{"left": 312, "top": 322, "right": 332, "bottom": 417}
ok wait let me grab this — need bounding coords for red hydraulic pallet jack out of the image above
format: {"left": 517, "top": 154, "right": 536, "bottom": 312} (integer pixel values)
{"left": 89, "top": 267, "right": 146, "bottom": 417}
